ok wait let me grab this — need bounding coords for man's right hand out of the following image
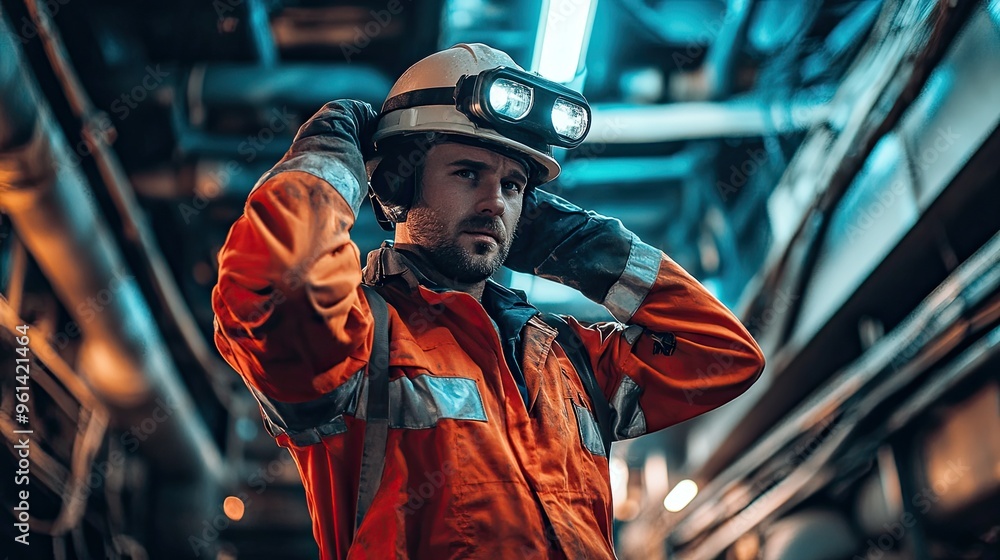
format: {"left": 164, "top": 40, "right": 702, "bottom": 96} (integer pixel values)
{"left": 294, "top": 100, "right": 379, "bottom": 161}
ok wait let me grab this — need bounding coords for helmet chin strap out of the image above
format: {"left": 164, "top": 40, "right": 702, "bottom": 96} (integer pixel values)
{"left": 368, "top": 189, "right": 399, "bottom": 231}
{"left": 368, "top": 150, "right": 422, "bottom": 231}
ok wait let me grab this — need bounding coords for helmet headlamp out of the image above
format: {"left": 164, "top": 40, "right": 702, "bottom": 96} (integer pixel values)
{"left": 381, "top": 66, "right": 592, "bottom": 150}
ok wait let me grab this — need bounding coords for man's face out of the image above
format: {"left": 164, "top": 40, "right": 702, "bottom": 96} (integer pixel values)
{"left": 403, "top": 142, "right": 527, "bottom": 284}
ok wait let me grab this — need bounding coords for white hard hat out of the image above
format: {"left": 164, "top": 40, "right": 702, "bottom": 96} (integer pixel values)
{"left": 373, "top": 43, "right": 562, "bottom": 183}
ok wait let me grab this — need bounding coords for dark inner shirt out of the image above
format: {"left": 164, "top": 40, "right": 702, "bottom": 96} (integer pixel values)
{"left": 481, "top": 281, "right": 539, "bottom": 406}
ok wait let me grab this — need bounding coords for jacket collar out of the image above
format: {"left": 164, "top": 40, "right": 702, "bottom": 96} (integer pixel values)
{"left": 362, "top": 242, "right": 424, "bottom": 291}
{"left": 363, "top": 242, "right": 549, "bottom": 409}
{"left": 362, "top": 242, "right": 535, "bottom": 309}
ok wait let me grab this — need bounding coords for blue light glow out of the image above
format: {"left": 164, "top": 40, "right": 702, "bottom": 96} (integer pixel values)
{"left": 533, "top": 0, "right": 597, "bottom": 83}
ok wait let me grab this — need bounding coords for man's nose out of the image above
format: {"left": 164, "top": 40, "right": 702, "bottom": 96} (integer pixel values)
{"left": 476, "top": 183, "right": 506, "bottom": 216}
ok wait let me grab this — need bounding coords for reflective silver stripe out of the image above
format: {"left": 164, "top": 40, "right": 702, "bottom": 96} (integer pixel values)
{"left": 356, "top": 374, "right": 487, "bottom": 429}
{"left": 603, "top": 237, "right": 662, "bottom": 322}
{"left": 610, "top": 375, "right": 646, "bottom": 439}
{"left": 257, "top": 370, "right": 486, "bottom": 443}
{"left": 573, "top": 403, "right": 607, "bottom": 456}
{"left": 249, "top": 368, "right": 365, "bottom": 446}
{"left": 387, "top": 375, "right": 487, "bottom": 429}
{"left": 253, "top": 154, "right": 366, "bottom": 217}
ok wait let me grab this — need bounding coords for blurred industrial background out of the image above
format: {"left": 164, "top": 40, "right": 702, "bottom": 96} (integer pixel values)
{"left": 0, "top": 0, "right": 998, "bottom": 558}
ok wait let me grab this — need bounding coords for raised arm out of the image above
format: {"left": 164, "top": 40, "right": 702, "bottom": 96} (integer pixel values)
{"left": 507, "top": 188, "right": 765, "bottom": 437}
{"left": 212, "top": 101, "right": 379, "bottom": 403}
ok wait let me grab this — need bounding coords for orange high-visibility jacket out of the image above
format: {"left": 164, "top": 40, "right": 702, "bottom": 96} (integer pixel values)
{"left": 212, "top": 156, "right": 765, "bottom": 558}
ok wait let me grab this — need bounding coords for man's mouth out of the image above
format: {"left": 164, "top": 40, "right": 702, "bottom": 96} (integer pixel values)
{"left": 463, "top": 229, "right": 502, "bottom": 244}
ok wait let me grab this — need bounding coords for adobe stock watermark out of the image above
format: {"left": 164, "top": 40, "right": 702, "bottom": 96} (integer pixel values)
{"left": 671, "top": 6, "right": 747, "bottom": 70}
{"left": 845, "top": 126, "right": 960, "bottom": 244}
{"left": 179, "top": 106, "right": 296, "bottom": 224}
{"left": 58, "top": 397, "right": 177, "bottom": 506}
{"left": 716, "top": 414, "right": 846, "bottom": 540}
{"left": 855, "top": 458, "right": 970, "bottom": 559}
{"left": 12, "top": 0, "right": 71, "bottom": 44}
{"left": 52, "top": 67, "right": 170, "bottom": 174}
{"left": 516, "top": 116, "right": 627, "bottom": 236}
{"left": 340, "top": 0, "right": 413, "bottom": 62}
{"left": 683, "top": 288, "right": 796, "bottom": 404}
{"left": 189, "top": 450, "right": 297, "bottom": 556}
{"left": 745, "top": 414, "right": 844, "bottom": 499}
{"left": 213, "top": 0, "right": 244, "bottom": 22}
{"left": 54, "top": 112, "right": 116, "bottom": 173}
{"left": 45, "top": 269, "right": 135, "bottom": 351}
{"left": 120, "top": 397, "right": 177, "bottom": 451}
{"left": 548, "top": 116, "right": 627, "bottom": 191}
{"left": 889, "top": 318, "right": 938, "bottom": 373}
{"left": 743, "top": 287, "right": 798, "bottom": 336}
{"left": 110, "top": 65, "right": 170, "bottom": 120}
{"left": 716, "top": 146, "right": 768, "bottom": 202}
{"left": 399, "top": 461, "right": 456, "bottom": 516}
{"left": 540, "top": 0, "right": 595, "bottom": 28}
{"left": 237, "top": 107, "right": 297, "bottom": 162}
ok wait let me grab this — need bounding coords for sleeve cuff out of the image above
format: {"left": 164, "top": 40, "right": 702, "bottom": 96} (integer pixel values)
{"left": 252, "top": 153, "right": 367, "bottom": 217}
{"left": 603, "top": 238, "right": 661, "bottom": 322}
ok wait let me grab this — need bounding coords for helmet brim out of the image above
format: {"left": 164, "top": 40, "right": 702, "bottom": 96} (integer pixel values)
{"left": 373, "top": 105, "right": 561, "bottom": 184}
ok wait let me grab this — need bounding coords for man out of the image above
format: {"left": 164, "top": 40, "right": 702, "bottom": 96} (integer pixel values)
{"left": 212, "top": 44, "right": 765, "bottom": 559}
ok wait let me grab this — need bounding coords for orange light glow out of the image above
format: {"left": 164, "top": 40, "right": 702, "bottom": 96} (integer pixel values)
{"left": 223, "top": 496, "right": 245, "bottom": 521}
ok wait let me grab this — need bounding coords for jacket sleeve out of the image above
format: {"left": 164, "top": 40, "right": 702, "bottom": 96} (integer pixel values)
{"left": 507, "top": 188, "right": 764, "bottom": 435}
{"left": 211, "top": 101, "right": 377, "bottom": 403}
{"left": 565, "top": 240, "right": 766, "bottom": 438}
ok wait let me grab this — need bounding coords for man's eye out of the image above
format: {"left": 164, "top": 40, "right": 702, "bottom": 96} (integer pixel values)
{"left": 504, "top": 181, "right": 524, "bottom": 193}
{"left": 456, "top": 169, "right": 477, "bottom": 180}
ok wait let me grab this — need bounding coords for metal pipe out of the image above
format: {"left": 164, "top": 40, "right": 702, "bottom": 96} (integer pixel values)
{"left": 558, "top": 153, "right": 700, "bottom": 188}
{"left": 759, "top": 510, "right": 856, "bottom": 560}
{"left": 586, "top": 98, "right": 829, "bottom": 145}
{"left": 0, "top": 13, "right": 224, "bottom": 482}
{"left": 670, "top": 231, "right": 1000, "bottom": 557}
{"left": 246, "top": 0, "right": 278, "bottom": 67}
{"left": 704, "top": 0, "right": 755, "bottom": 99}
{"left": 21, "top": 0, "right": 236, "bottom": 411}
{"left": 186, "top": 62, "right": 392, "bottom": 128}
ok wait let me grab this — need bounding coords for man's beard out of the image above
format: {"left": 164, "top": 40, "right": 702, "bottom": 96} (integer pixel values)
{"left": 405, "top": 206, "right": 511, "bottom": 284}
